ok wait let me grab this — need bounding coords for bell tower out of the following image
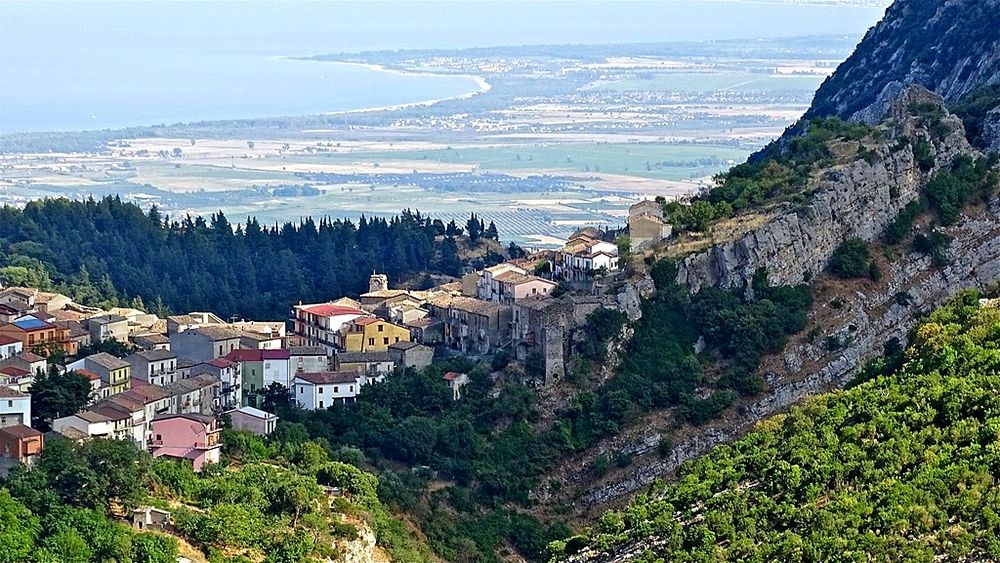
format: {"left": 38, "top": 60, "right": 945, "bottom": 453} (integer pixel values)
{"left": 369, "top": 272, "right": 389, "bottom": 293}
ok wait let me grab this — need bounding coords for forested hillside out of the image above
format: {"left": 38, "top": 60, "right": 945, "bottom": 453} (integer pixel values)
{"left": 0, "top": 430, "right": 434, "bottom": 562}
{"left": 551, "top": 291, "right": 1000, "bottom": 562}
{"left": 0, "top": 197, "right": 509, "bottom": 319}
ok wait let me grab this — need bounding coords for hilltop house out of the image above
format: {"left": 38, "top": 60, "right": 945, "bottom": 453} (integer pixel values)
{"left": 293, "top": 371, "right": 364, "bottom": 410}
{"left": 555, "top": 235, "right": 619, "bottom": 278}
{"left": 0, "top": 425, "right": 43, "bottom": 477}
{"left": 627, "top": 199, "right": 672, "bottom": 250}
{"left": 87, "top": 314, "right": 129, "bottom": 343}
{"left": 68, "top": 352, "right": 131, "bottom": 395}
{"left": 149, "top": 413, "right": 222, "bottom": 471}
{"left": 0, "top": 388, "right": 31, "bottom": 428}
{"left": 169, "top": 326, "right": 242, "bottom": 363}
{"left": 427, "top": 295, "right": 512, "bottom": 354}
{"left": 337, "top": 317, "right": 411, "bottom": 352}
{"left": 291, "top": 301, "right": 367, "bottom": 355}
{"left": 443, "top": 372, "right": 470, "bottom": 400}
{"left": 127, "top": 349, "right": 178, "bottom": 386}
{"left": 225, "top": 405, "right": 278, "bottom": 436}
{"left": 387, "top": 341, "right": 435, "bottom": 371}
{"left": 0, "top": 335, "right": 23, "bottom": 361}
{"left": 192, "top": 358, "right": 241, "bottom": 408}
{"left": 0, "top": 316, "right": 71, "bottom": 355}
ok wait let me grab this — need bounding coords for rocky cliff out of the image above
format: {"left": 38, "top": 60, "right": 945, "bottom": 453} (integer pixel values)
{"left": 677, "top": 86, "right": 969, "bottom": 292}
{"left": 806, "top": 0, "right": 1000, "bottom": 126}
{"left": 564, "top": 86, "right": 995, "bottom": 513}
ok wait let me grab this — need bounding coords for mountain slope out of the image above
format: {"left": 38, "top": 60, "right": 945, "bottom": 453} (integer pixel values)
{"left": 551, "top": 292, "right": 1000, "bottom": 562}
{"left": 805, "top": 0, "right": 1000, "bottom": 148}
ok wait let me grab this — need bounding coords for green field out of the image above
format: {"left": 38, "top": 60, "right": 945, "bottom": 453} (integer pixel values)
{"left": 289, "top": 142, "right": 749, "bottom": 180}
{"left": 590, "top": 71, "right": 826, "bottom": 94}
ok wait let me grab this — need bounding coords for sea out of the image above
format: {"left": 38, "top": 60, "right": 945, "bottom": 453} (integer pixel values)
{"left": 0, "top": 1, "right": 889, "bottom": 134}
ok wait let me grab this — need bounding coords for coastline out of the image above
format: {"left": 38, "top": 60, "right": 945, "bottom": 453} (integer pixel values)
{"left": 297, "top": 59, "right": 492, "bottom": 116}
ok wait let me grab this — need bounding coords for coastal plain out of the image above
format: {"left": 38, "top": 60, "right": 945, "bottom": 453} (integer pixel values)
{"left": 0, "top": 37, "right": 855, "bottom": 247}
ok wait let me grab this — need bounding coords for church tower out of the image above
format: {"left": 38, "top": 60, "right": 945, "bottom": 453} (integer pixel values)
{"left": 369, "top": 273, "right": 389, "bottom": 293}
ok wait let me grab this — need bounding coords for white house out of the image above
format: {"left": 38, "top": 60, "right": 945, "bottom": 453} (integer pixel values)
{"left": 291, "top": 303, "right": 367, "bottom": 355}
{"left": 53, "top": 410, "right": 115, "bottom": 440}
{"left": 225, "top": 405, "right": 279, "bottom": 436}
{"left": 293, "top": 371, "right": 363, "bottom": 410}
{"left": 0, "top": 335, "right": 22, "bottom": 361}
{"left": 0, "top": 388, "right": 31, "bottom": 428}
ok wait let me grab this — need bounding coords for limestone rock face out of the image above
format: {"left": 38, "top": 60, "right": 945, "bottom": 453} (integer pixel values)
{"left": 677, "top": 88, "right": 972, "bottom": 293}
{"left": 806, "top": 0, "right": 1000, "bottom": 134}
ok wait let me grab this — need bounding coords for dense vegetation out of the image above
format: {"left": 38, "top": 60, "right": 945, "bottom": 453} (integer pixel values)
{"left": 665, "top": 117, "right": 873, "bottom": 231}
{"left": 828, "top": 239, "right": 879, "bottom": 280}
{"left": 0, "top": 430, "right": 432, "bottom": 563}
{"left": 952, "top": 85, "right": 1000, "bottom": 150}
{"left": 550, "top": 291, "right": 1000, "bottom": 562}
{"left": 0, "top": 197, "right": 508, "bottom": 319}
{"left": 260, "top": 259, "right": 810, "bottom": 561}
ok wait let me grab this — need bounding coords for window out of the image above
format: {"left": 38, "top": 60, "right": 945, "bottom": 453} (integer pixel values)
{"left": 318, "top": 387, "right": 323, "bottom": 394}
{"left": 395, "top": 337, "right": 400, "bottom": 343}
{"left": 299, "top": 386, "right": 304, "bottom": 393}
{"left": 378, "top": 325, "right": 384, "bottom": 332}
{"left": 368, "top": 338, "right": 375, "bottom": 346}
{"left": 319, "top": 401, "right": 324, "bottom": 408}
{"left": 383, "top": 337, "right": 389, "bottom": 345}
{"left": 334, "top": 386, "right": 339, "bottom": 393}
{"left": 350, "top": 385, "right": 354, "bottom": 392}
{"left": 218, "top": 345, "right": 223, "bottom": 356}
{"left": 6, "top": 401, "right": 11, "bottom": 408}
{"left": 155, "top": 434, "right": 161, "bottom": 441}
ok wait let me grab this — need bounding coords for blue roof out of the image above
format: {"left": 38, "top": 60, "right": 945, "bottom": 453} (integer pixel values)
{"left": 13, "top": 318, "right": 51, "bottom": 330}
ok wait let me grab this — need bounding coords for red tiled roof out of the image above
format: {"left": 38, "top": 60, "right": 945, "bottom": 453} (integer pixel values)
{"left": 0, "top": 335, "right": 19, "bottom": 346}
{"left": 261, "top": 349, "right": 291, "bottom": 360}
{"left": 0, "top": 424, "right": 42, "bottom": 439}
{"left": 76, "top": 368, "right": 101, "bottom": 381}
{"left": 225, "top": 349, "right": 263, "bottom": 363}
{"left": 353, "top": 317, "right": 380, "bottom": 326}
{"left": 443, "top": 371, "right": 465, "bottom": 382}
{"left": 0, "top": 366, "right": 30, "bottom": 378}
{"left": 299, "top": 303, "right": 365, "bottom": 317}
{"left": 208, "top": 358, "right": 234, "bottom": 369}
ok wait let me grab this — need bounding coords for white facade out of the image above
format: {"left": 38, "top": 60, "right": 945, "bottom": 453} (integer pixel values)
{"left": 293, "top": 373, "right": 362, "bottom": 410}
{"left": 0, "top": 339, "right": 22, "bottom": 361}
{"left": 0, "top": 391, "right": 31, "bottom": 428}
{"left": 53, "top": 412, "right": 113, "bottom": 439}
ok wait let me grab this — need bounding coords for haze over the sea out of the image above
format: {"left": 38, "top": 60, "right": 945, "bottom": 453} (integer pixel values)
{"left": 0, "top": 1, "right": 888, "bottom": 134}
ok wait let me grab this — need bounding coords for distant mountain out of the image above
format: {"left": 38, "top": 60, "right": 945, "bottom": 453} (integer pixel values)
{"left": 806, "top": 0, "right": 1000, "bottom": 148}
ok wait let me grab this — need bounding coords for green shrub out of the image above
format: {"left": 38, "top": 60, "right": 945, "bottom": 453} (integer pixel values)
{"left": 829, "top": 239, "right": 873, "bottom": 279}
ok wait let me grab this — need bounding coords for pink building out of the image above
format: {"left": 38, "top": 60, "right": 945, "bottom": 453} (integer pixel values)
{"left": 149, "top": 413, "right": 221, "bottom": 471}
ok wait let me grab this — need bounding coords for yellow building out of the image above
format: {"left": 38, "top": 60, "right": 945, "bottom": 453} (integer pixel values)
{"left": 338, "top": 317, "right": 411, "bottom": 352}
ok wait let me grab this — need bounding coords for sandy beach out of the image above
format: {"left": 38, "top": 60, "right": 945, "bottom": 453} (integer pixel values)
{"left": 302, "top": 60, "right": 492, "bottom": 116}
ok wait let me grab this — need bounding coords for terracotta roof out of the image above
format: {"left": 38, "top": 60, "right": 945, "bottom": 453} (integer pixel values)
{"left": 0, "top": 366, "right": 30, "bottom": 378}
{"left": 0, "top": 335, "right": 20, "bottom": 346}
{"left": 0, "top": 387, "right": 27, "bottom": 398}
{"left": 443, "top": 371, "right": 466, "bottom": 382}
{"left": 103, "top": 394, "right": 145, "bottom": 412}
{"left": 207, "top": 358, "right": 234, "bottom": 369}
{"left": 261, "top": 349, "right": 291, "bottom": 360}
{"left": 16, "top": 352, "right": 45, "bottom": 363}
{"left": 120, "top": 385, "right": 171, "bottom": 404}
{"left": 295, "top": 371, "right": 359, "bottom": 385}
{"left": 75, "top": 410, "right": 113, "bottom": 423}
{"left": 0, "top": 424, "right": 42, "bottom": 439}
{"left": 75, "top": 368, "right": 101, "bottom": 381}
{"left": 226, "top": 349, "right": 263, "bottom": 362}
{"left": 353, "top": 317, "right": 381, "bottom": 326}
{"left": 90, "top": 405, "right": 130, "bottom": 421}
{"left": 297, "top": 303, "right": 365, "bottom": 317}
{"left": 405, "top": 317, "right": 441, "bottom": 329}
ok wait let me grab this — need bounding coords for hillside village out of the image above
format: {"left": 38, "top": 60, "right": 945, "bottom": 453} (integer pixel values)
{"left": 0, "top": 199, "right": 666, "bottom": 481}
